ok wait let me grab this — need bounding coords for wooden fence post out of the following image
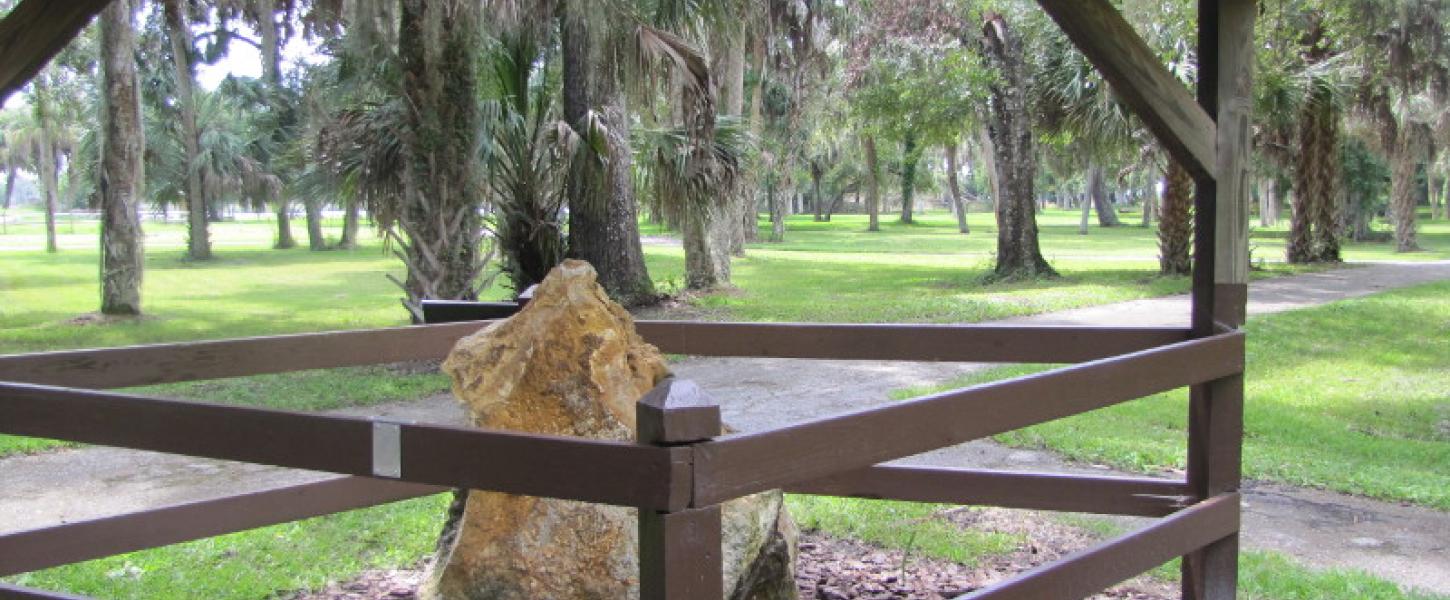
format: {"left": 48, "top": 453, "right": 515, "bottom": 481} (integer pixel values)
{"left": 1185, "top": 0, "right": 1253, "bottom": 598}
{"left": 637, "top": 378, "right": 724, "bottom": 600}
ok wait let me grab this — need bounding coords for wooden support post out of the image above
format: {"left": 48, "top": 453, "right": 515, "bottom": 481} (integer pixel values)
{"left": 637, "top": 379, "right": 724, "bottom": 600}
{"left": 1185, "top": 1, "right": 1253, "bottom": 599}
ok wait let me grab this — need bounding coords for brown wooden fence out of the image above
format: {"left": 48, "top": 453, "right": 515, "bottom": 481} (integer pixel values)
{"left": 0, "top": 0, "right": 1254, "bottom": 598}
{"left": 0, "top": 319, "right": 1245, "bottom": 599}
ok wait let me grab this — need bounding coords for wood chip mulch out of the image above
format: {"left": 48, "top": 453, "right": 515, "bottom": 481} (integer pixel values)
{"left": 283, "top": 508, "right": 1177, "bottom": 599}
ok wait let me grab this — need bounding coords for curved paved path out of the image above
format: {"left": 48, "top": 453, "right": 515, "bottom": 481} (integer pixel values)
{"left": 2, "top": 261, "right": 1448, "bottom": 594}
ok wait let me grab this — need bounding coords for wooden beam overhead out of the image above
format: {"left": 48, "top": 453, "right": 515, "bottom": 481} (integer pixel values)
{"left": 1036, "top": 0, "right": 1218, "bottom": 182}
{"left": 0, "top": 0, "right": 113, "bottom": 104}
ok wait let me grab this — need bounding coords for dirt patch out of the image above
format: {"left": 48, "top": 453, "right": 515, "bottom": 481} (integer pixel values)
{"left": 382, "top": 359, "right": 443, "bottom": 377}
{"left": 277, "top": 566, "right": 423, "bottom": 599}
{"left": 796, "top": 528, "right": 1174, "bottom": 600}
{"left": 630, "top": 294, "right": 734, "bottom": 322}
{"left": 62, "top": 312, "right": 153, "bottom": 326}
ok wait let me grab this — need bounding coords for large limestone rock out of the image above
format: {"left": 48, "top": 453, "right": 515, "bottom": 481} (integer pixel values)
{"left": 420, "top": 260, "right": 797, "bottom": 600}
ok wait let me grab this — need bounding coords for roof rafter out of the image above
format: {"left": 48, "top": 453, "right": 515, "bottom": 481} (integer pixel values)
{"left": 0, "top": 0, "right": 113, "bottom": 104}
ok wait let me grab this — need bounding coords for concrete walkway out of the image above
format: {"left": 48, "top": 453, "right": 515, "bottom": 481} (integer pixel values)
{"left": 2, "top": 261, "right": 1447, "bottom": 594}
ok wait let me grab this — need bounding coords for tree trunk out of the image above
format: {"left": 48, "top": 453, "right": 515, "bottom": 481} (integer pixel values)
{"left": 864, "top": 135, "right": 881, "bottom": 232}
{"left": 1389, "top": 126, "right": 1420, "bottom": 252}
{"left": 338, "top": 196, "right": 360, "bottom": 249}
{"left": 1141, "top": 172, "right": 1156, "bottom": 228}
{"left": 1257, "top": 177, "right": 1273, "bottom": 227}
{"left": 261, "top": 0, "right": 307, "bottom": 252}
{"left": 304, "top": 197, "right": 326, "bottom": 250}
{"left": 274, "top": 201, "right": 297, "bottom": 248}
{"left": 32, "top": 73, "right": 59, "bottom": 253}
{"left": 900, "top": 131, "right": 918, "bottom": 224}
{"left": 1158, "top": 159, "right": 1193, "bottom": 275}
{"left": 810, "top": 160, "right": 824, "bottom": 222}
{"left": 40, "top": 138, "right": 59, "bottom": 253}
{"left": 1089, "top": 163, "right": 1121, "bottom": 226}
{"left": 1090, "top": 163, "right": 1119, "bottom": 227}
{"left": 561, "top": 10, "right": 654, "bottom": 305}
{"left": 1, "top": 164, "right": 14, "bottom": 234}
{"left": 768, "top": 175, "right": 785, "bottom": 241}
{"left": 1432, "top": 174, "right": 1444, "bottom": 221}
{"left": 682, "top": 202, "right": 729, "bottom": 290}
{"left": 1432, "top": 172, "right": 1444, "bottom": 221}
{"left": 393, "top": 0, "right": 487, "bottom": 320}
{"left": 1286, "top": 189, "right": 1313, "bottom": 262}
{"left": 1078, "top": 182, "right": 1091, "bottom": 235}
{"left": 164, "top": 0, "right": 210, "bottom": 260}
{"left": 982, "top": 14, "right": 1053, "bottom": 280}
{"left": 99, "top": 0, "right": 145, "bottom": 315}
{"left": 974, "top": 125, "right": 1002, "bottom": 230}
{"left": 824, "top": 192, "right": 844, "bottom": 221}
{"left": 945, "top": 143, "right": 969, "bottom": 234}
{"left": 740, "top": 32, "right": 766, "bottom": 248}
{"left": 715, "top": 21, "right": 748, "bottom": 257}
{"left": 1293, "top": 86, "right": 1341, "bottom": 262}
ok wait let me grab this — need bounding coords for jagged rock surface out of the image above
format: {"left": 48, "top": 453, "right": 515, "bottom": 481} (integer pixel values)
{"left": 420, "top": 260, "right": 796, "bottom": 600}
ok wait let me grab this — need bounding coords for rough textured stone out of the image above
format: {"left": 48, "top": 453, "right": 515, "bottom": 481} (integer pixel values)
{"left": 420, "top": 260, "right": 796, "bottom": 600}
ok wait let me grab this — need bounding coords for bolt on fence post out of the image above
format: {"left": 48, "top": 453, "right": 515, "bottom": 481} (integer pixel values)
{"left": 636, "top": 378, "right": 724, "bottom": 600}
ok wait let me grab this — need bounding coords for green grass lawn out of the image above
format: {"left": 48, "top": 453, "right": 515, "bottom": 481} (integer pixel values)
{"left": 5, "top": 495, "right": 450, "bottom": 600}
{"left": 7, "top": 208, "right": 1436, "bottom": 354}
{"left": 898, "top": 281, "right": 1450, "bottom": 510}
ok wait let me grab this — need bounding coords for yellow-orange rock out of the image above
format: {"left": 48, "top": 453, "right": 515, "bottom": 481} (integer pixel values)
{"left": 419, "top": 260, "right": 796, "bottom": 600}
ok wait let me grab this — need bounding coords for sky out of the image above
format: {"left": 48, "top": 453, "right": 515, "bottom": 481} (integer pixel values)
{"left": 196, "top": 22, "right": 326, "bottom": 89}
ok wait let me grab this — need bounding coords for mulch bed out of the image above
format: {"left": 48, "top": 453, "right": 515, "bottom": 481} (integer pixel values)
{"left": 283, "top": 508, "right": 1176, "bottom": 600}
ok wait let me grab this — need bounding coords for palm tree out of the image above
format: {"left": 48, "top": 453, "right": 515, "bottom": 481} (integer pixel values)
{"left": 559, "top": 0, "right": 655, "bottom": 305}
{"left": 219, "top": 76, "right": 303, "bottom": 249}
{"left": 6, "top": 86, "right": 76, "bottom": 254}
{"left": 390, "top": 0, "right": 488, "bottom": 319}
{"left": 636, "top": 23, "right": 746, "bottom": 291}
{"left": 1159, "top": 158, "right": 1193, "bottom": 275}
{"left": 1257, "top": 6, "right": 1353, "bottom": 264}
{"left": 1346, "top": 0, "right": 1450, "bottom": 252}
{"left": 162, "top": 0, "right": 211, "bottom": 260}
{"left": 479, "top": 31, "right": 584, "bottom": 292}
{"left": 635, "top": 114, "right": 749, "bottom": 290}
{"left": 0, "top": 108, "right": 30, "bottom": 235}
{"left": 99, "top": 0, "right": 146, "bottom": 316}
{"left": 319, "top": 0, "right": 495, "bottom": 320}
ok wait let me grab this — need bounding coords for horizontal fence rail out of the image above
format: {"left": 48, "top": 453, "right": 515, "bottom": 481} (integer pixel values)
{"left": 0, "top": 321, "right": 487, "bottom": 389}
{"left": 692, "top": 332, "right": 1244, "bottom": 506}
{"left": 635, "top": 322, "right": 1190, "bottom": 363}
{"left": 958, "top": 493, "right": 1241, "bottom": 599}
{"left": 0, "top": 477, "right": 446, "bottom": 577}
{"left": 0, "top": 382, "right": 688, "bottom": 510}
{"left": 787, "top": 466, "right": 1190, "bottom": 517}
{"left": 0, "top": 323, "right": 1191, "bottom": 390}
